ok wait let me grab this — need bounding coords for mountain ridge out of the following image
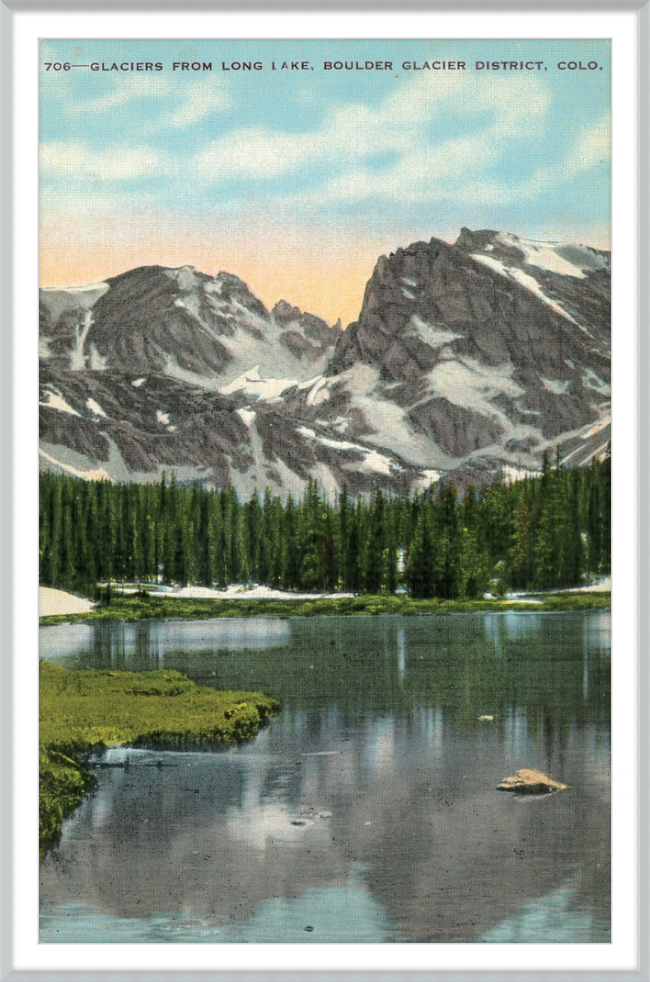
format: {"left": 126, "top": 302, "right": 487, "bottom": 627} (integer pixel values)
{"left": 39, "top": 228, "right": 611, "bottom": 498}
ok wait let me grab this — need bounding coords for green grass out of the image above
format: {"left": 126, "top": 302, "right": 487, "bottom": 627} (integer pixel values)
{"left": 39, "top": 662, "right": 280, "bottom": 861}
{"left": 39, "top": 590, "right": 611, "bottom": 625}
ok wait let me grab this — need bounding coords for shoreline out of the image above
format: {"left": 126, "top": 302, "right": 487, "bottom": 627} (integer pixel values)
{"left": 39, "top": 589, "right": 611, "bottom": 626}
{"left": 39, "top": 663, "right": 280, "bottom": 861}
{"left": 39, "top": 574, "right": 612, "bottom": 620}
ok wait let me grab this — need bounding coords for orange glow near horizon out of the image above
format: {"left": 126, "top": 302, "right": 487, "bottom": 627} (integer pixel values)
{"left": 38, "top": 222, "right": 391, "bottom": 327}
{"left": 39, "top": 220, "right": 611, "bottom": 328}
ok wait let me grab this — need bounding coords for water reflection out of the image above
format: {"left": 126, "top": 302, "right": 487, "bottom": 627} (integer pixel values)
{"left": 40, "top": 617, "right": 291, "bottom": 669}
{"left": 39, "top": 622, "right": 93, "bottom": 661}
{"left": 41, "top": 864, "right": 394, "bottom": 943}
{"left": 40, "top": 612, "right": 611, "bottom": 728}
{"left": 40, "top": 612, "right": 610, "bottom": 943}
{"left": 479, "top": 879, "right": 610, "bottom": 943}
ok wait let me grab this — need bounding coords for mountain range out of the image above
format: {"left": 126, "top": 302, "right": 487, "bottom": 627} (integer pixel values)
{"left": 39, "top": 228, "right": 611, "bottom": 498}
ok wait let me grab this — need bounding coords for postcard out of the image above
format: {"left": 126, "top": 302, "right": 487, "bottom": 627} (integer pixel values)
{"left": 37, "top": 36, "right": 612, "bottom": 949}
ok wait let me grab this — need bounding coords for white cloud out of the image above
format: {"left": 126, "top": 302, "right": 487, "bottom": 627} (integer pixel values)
{"left": 38, "top": 71, "right": 604, "bottom": 216}
{"left": 69, "top": 75, "right": 170, "bottom": 114}
{"left": 522, "top": 114, "right": 611, "bottom": 196}
{"left": 40, "top": 141, "right": 171, "bottom": 181}
{"left": 166, "top": 78, "right": 231, "bottom": 127}
{"left": 554, "top": 115, "right": 610, "bottom": 179}
{"left": 192, "top": 72, "right": 551, "bottom": 199}
{"left": 196, "top": 125, "right": 324, "bottom": 180}
{"left": 49, "top": 72, "right": 229, "bottom": 134}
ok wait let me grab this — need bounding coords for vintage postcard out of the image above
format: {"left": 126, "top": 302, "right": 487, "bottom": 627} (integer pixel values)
{"left": 38, "top": 37, "right": 611, "bottom": 945}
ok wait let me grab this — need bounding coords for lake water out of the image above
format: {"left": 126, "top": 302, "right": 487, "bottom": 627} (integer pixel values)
{"left": 40, "top": 611, "right": 611, "bottom": 943}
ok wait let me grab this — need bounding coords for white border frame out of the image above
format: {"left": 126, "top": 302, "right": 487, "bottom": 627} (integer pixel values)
{"left": 1, "top": 3, "right": 647, "bottom": 979}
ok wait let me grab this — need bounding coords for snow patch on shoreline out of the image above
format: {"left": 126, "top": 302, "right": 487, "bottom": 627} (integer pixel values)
{"left": 147, "top": 584, "right": 356, "bottom": 601}
{"left": 40, "top": 587, "right": 95, "bottom": 617}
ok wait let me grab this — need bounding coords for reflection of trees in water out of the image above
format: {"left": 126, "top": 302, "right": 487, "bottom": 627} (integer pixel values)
{"left": 46, "top": 612, "right": 610, "bottom": 748}
{"left": 40, "top": 612, "right": 610, "bottom": 941}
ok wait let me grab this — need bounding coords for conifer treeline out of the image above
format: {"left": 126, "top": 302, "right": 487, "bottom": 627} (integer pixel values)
{"left": 39, "top": 447, "right": 610, "bottom": 599}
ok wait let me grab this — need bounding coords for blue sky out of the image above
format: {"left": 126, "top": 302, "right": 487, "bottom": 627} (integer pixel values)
{"left": 40, "top": 38, "right": 610, "bottom": 324}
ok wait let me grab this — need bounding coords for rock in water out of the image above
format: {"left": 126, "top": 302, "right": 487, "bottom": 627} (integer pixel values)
{"left": 497, "top": 768, "right": 570, "bottom": 795}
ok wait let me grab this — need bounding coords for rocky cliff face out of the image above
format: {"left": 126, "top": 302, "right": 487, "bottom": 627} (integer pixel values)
{"left": 324, "top": 230, "right": 609, "bottom": 451}
{"left": 39, "top": 265, "right": 340, "bottom": 384}
{"left": 39, "top": 230, "right": 610, "bottom": 496}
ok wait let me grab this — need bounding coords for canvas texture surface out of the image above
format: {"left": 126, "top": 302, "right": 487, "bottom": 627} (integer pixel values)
{"left": 38, "top": 38, "right": 611, "bottom": 945}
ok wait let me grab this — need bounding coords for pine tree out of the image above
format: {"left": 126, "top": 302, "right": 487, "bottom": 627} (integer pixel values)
{"left": 366, "top": 488, "right": 385, "bottom": 593}
{"left": 405, "top": 504, "right": 436, "bottom": 599}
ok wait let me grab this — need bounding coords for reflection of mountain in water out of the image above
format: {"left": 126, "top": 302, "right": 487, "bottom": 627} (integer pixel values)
{"left": 40, "top": 612, "right": 610, "bottom": 943}
{"left": 41, "top": 866, "right": 393, "bottom": 943}
{"left": 40, "top": 700, "right": 610, "bottom": 942}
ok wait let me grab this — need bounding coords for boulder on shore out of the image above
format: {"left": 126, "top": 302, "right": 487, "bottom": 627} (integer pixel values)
{"left": 497, "top": 769, "right": 570, "bottom": 795}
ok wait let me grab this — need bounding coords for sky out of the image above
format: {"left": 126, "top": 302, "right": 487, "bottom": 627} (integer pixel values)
{"left": 39, "top": 38, "right": 610, "bottom": 326}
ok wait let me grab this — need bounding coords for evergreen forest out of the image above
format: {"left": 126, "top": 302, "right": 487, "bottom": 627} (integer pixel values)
{"left": 39, "top": 447, "right": 611, "bottom": 600}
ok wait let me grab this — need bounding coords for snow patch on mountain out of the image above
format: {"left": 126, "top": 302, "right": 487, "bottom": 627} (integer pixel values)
{"left": 88, "top": 344, "right": 109, "bottom": 371}
{"left": 295, "top": 374, "right": 324, "bottom": 392}
{"left": 163, "top": 265, "right": 201, "bottom": 291}
{"left": 418, "top": 469, "right": 442, "bottom": 487}
{"left": 330, "top": 364, "right": 455, "bottom": 468}
{"left": 40, "top": 282, "right": 109, "bottom": 320}
{"left": 411, "top": 316, "right": 462, "bottom": 348}
{"left": 297, "top": 426, "right": 398, "bottom": 477}
{"left": 40, "top": 389, "right": 80, "bottom": 416}
{"left": 39, "top": 446, "right": 111, "bottom": 481}
{"left": 495, "top": 234, "right": 589, "bottom": 279}
{"left": 541, "top": 378, "right": 572, "bottom": 395}
{"left": 86, "top": 398, "right": 107, "bottom": 418}
{"left": 583, "top": 418, "right": 611, "bottom": 440}
{"left": 237, "top": 408, "right": 256, "bottom": 427}
{"left": 306, "top": 376, "right": 331, "bottom": 407}
{"left": 582, "top": 368, "right": 610, "bottom": 395}
{"left": 471, "top": 253, "right": 579, "bottom": 326}
{"left": 360, "top": 448, "right": 395, "bottom": 476}
{"left": 221, "top": 366, "right": 298, "bottom": 401}
{"left": 430, "top": 357, "right": 524, "bottom": 413}
{"left": 70, "top": 312, "right": 94, "bottom": 371}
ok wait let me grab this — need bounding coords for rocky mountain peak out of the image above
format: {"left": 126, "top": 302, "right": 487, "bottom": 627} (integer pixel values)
{"left": 39, "top": 229, "right": 611, "bottom": 499}
{"left": 213, "top": 271, "right": 269, "bottom": 317}
{"left": 272, "top": 299, "right": 302, "bottom": 324}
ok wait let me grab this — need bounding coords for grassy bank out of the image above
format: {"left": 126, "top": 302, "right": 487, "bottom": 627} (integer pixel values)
{"left": 39, "top": 591, "right": 611, "bottom": 626}
{"left": 39, "top": 662, "right": 280, "bottom": 860}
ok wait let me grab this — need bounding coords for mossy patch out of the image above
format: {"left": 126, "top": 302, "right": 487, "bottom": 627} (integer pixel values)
{"left": 39, "top": 662, "right": 280, "bottom": 860}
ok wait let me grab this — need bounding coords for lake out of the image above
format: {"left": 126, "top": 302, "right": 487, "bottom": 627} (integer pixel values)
{"left": 39, "top": 611, "right": 611, "bottom": 943}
